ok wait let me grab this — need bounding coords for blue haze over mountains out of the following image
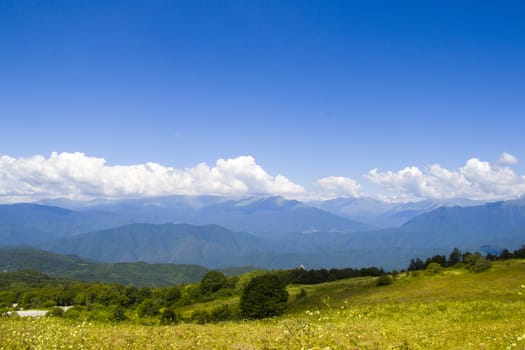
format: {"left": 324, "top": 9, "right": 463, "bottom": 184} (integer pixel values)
{"left": 0, "top": 196, "right": 524, "bottom": 270}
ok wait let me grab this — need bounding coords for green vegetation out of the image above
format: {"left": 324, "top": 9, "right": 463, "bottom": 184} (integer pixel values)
{"left": 200, "top": 270, "right": 229, "bottom": 295}
{"left": 0, "top": 259, "right": 524, "bottom": 349}
{"left": 375, "top": 275, "right": 393, "bottom": 286}
{"left": 0, "top": 246, "right": 209, "bottom": 287}
{"left": 240, "top": 274, "right": 288, "bottom": 319}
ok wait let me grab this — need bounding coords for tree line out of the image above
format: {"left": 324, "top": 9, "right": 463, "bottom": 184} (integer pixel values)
{"left": 0, "top": 264, "right": 387, "bottom": 323}
{"left": 408, "top": 244, "right": 525, "bottom": 273}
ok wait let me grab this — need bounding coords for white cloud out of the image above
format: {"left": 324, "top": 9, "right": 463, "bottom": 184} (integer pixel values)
{"left": 2, "top": 152, "right": 524, "bottom": 203}
{"left": 367, "top": 156, "right": 525, "bottom": 201}
{"left": 316, "top": 176, "right": 361, "bottom": 199}
{"left": 498, "top": 152, "right": 518, "bottom": 165}
{"left": 0, "top": 152, "right": 307, "bottom": 203}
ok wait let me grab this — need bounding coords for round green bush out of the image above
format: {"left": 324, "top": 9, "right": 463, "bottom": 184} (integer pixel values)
{"left": 376, "top": 275, "right": 393, "bottom": 286}
{"left": 426, "top": 262, "right": 443, "bottom": 274}
{"left": 240, "top": 274, "right": 288, "bottom": 319}
{"left": 46, "top": 306, "right": 64, "bottom": 317}
{"left": 200, "top": 271, "right": 228, "bottom": 295}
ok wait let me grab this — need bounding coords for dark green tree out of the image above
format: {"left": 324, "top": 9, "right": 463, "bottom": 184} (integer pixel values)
{"left": 448, "top": 248, "right": 462, "bottom": 266}
{"left": 499, "top": 249, "right": 513, "bottom": 260}
{"left": 200, "top": 271, "right": 228, "bottom": 295}
{"left": 136, "top": 298, "right": 160, "bottom": 317}
{"left": 163, "top": 286, "right": 181, "bottom": 306}
{"left": 160, "top": 308, "right": 179, "bottom": 325}
{"left": 240, "top": 274, "right": 288, "bottom": 319}
{"left": 408, "top": 258, "right": 425, "bottom": 271}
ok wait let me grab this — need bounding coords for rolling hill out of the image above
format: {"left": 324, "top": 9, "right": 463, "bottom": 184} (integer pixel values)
{"left": 0, "top": 246, "right": 208, "bottom": 286}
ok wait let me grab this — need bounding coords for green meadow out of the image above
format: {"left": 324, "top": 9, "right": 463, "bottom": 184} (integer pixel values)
{"left": 1, "top": 259, "right": 525, "bottom": 349}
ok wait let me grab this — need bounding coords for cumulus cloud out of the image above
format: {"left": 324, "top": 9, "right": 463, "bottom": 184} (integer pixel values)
{"left": 316, "top": 176, "right": 361, "bottom": 199}
{"left": 367, "top": 155, "right": 525, "bottom": 201}
{"left": 498, "top": 152, "right": 518, "bottom": 165}
{"left": 0, "top": 152, "right": 307, "bottom": 203}
{"left": 2, "top": 151, "right": 524, "bottom": 203}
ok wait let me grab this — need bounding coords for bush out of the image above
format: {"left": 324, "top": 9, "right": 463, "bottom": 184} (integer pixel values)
{"left": 160, "top": 308, "right": 179, "bottom": 325}
{"left": 136, "top": 299, "right": 160, "bottom": 318}
{"left": 200, "top": 271, "right": 229, "bottom": 295}
{"left": 163, "top": 286, "right": 181, "bottom": 306}
{"left": 469, "top": 258, "right": 492, "bottom": 273}
{"left": 46, "top": 307, "right": 64, "bottom": 318}
{"left": 376, "top": 275, "right": 393, "bottom": 286}
{"left": 210, "top": 305, "right": 232, "bottom": 322}
{"left": 240, "top": 274, "right": 288, "bottom": 319}
{"left": 64, "top": 306, "right": 85, "bottom": 320}
{"left": 426, "top": 262, "right": 443, "bottom": 275}
{"left": 191, "top": 309, "right": 210, "bottom": 324}
{"left": 464, "top": 253, "right": 492, "bottom": 273}
{"left": 41, "top": 300, "right": 56, "bottom": 308}
{"left": 110, "top": 305, "right": 128, "bottom": 322}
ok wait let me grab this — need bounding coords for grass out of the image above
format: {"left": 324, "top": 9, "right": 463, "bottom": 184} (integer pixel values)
{"left": 1, "top": 260, "right": 525, "bottom": 349}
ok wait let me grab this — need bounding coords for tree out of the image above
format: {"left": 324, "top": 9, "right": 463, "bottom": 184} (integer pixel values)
{"left": 200, "top": 271, "right": 228, "bottom": 295}
{"left": 240, "top": 274, "right": 288, "bottom": 319}
{"left": 408, "top": 258, "right": 425, "bottom": 271}
{"left": 425, "top": 255, "right": 447, "bottom": 268}
{"left": 160, "top": 308, "right": 179, "bottom": 325}
{"left": 163, "top": 286, "right": 181, "bottom": 306}
{"left": 499, "top": 249, "right": 513, "bottom": 260}
{"left": 448, "top": 248, "right": 462, "bottom": 266}
{"left": 136, "top": 298, "right": 160, "bottom": 317}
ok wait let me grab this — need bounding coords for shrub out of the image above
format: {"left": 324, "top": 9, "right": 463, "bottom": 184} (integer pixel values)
{"left": 210, "top": 305, "right": 232, "bottom": 322}
{"left": 163, "top": 286, "right": 181, "bottom": 306}
{"left": 191, "top": 309, "right": 210, "bottom": 324}
{"left": 464, "top": 253, "right": 492, "bottom": 273}
{"left": 41, "top": 300, "right": 56, "bottom": 308}
{"left": 160, "top": 308, "right": 179, "bottom": 325}
{"left": 110, "top": 305, "right": 128, "bottom": 322}
{"left": 64, "top": 306, "right": 85, "bottom": 320}
{"left": 136, "top": 299, "right": 160, "bottom": 317}
{"left": 392, "top": 270, "right": 399, "bottom": 280}
{"left": 426, "top": 262, "right": 443, "bottom": 275}
{"left": 469, "top": 258, "right": 492, "bottom": 273}
{"left": 240, "top": 274, "right": 288, "bottom": 319}
{"left": 200, "top": 271, "right": 229, "bottom": 295}
{"left": 87, "top": 309, "right": 114, "bottom": 323}
{"left": 46, "top": 307, "right": 64, "bottom": 318}
{"left": 376, "top": 275, "right": 393, "bottom": 286}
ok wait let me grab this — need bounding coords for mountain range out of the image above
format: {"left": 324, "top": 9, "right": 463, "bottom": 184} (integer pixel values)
{"left": 1, "top": 195, "right": 524, "bottom": 270}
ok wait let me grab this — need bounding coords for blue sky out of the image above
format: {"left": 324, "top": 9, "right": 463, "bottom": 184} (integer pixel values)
{"left": 1, "top": 1, "right": 524, "bottom": 202}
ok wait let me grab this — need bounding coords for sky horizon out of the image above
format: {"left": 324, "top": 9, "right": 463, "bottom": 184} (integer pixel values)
{"left": 1, "top": 1, "right": 524, "bottom": 203}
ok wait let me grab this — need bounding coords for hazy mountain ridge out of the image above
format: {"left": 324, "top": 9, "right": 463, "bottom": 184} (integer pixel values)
{"left": 41, "top": 223, "right": 269, "bottom": 267}
{"left": 38, "top": 195, "right": 373, "bottom": 236}
{"left": 0, "top": 203, "right": 133, "bottom": 245}
{"left": 311, "top": 197, "right": 485, "bottom": 227}
{"left": 1, "top": 196, "right": 525, "bottom": 270}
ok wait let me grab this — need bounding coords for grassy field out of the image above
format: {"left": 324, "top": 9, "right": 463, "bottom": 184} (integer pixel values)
{"left": 1, "top": 260, "right": 525, "bottom": 349}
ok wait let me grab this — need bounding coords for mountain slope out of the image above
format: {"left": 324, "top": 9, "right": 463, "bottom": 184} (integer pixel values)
{"left": 42, "top": 196, "right": 373, "bottom": 236}
{"left": 312, "top": 197, "right": 484, "bottom": 227}
{"left": 42, "top": 223, "right": 268, "bottom": 267}
{"left": 197, "top": 196, "right": 373, "bottom": 235}
{"left": 0, "top": 203, "right": 132, "bottom": 245}
{"left": 0, "top": 246, "right": 208, "bottom": 286}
